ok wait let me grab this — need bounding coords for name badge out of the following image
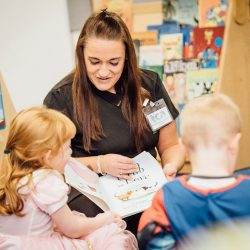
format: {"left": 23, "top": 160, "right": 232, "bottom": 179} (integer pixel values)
{"left": 143, "top": 98, "right": 173, "bottom": 132}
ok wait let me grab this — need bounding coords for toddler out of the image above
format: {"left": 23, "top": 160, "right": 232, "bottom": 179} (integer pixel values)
{"left": 0, "top": 107, "right": 137, "bottom": 249}
{"left": 137, "top": 93, "right": 250, "bottom": 249}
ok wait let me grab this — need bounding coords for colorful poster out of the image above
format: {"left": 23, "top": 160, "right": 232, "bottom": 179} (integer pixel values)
{"left": 139, "top": 44, "right": 164, "bottom": 66}
{"left": 160, "top": 33, "right": 183, "bottom": 61}
{"left": 186, "top": 68, "right": 218, "bottom": 101}
{"left": 199, "top": 0, "right": 227, "bottom": 27}
{"left": 193, "top": 26, "right": 224, "bottom": 68}
{"left": 163, "top": 60, "right": 199, "bottom": 106}
{"left": 139, "top": 45, "right": 164, "bottom": 79}
{"left": 0, "top": 84, "right": 6, "bottom": 129}
{"left": 172, "top": 0, "right": 198, "bottom": 26}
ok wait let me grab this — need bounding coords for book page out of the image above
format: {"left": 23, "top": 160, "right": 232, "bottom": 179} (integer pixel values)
{"left": 98, "top": 151, "right": 167, "bottom": 217}
{"left": 64, "top": 158, "right": 110, "bottom": 211}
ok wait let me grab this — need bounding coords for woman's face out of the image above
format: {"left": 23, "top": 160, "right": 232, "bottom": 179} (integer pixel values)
{"left": 84, "top": 37, "right": 126, "bottom": 93}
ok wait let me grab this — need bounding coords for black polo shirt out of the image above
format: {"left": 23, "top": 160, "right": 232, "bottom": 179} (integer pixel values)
{"left": 44, "top": 69, "right": 178, "bottom": 158}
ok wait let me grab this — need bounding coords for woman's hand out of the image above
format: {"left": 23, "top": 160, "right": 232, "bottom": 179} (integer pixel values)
{"left": 101, "top": 154, "right": 139, "bottom": 180}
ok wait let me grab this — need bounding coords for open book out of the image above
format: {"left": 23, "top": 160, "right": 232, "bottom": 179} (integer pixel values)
{"left": 64, "top": 151, "right": 167, "bottom": 218}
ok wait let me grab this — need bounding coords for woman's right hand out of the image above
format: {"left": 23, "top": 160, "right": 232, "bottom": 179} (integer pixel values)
{"left": 100, "top": 154, "right": 139, "bottom": 180}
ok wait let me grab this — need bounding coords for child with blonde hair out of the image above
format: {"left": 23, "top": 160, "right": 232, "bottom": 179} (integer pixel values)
{"left": 137, "top": 93, "right": 250, "bottom": 249}
{"left": 0, "top": 107, "right": 137, "bottom": 249}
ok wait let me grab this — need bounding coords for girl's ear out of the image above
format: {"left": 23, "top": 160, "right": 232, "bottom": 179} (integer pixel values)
{"left": 43, "top": 150, "right": 52, "bottom": 166}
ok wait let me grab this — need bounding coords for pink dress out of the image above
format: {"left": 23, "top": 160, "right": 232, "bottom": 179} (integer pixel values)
{"left": 0, "top": 170, "right": 138, "bottom": 250}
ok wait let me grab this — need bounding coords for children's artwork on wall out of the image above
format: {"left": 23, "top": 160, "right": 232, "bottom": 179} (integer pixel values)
{"left": 172, "top": 0, "right": 198, "bottom": 26}
{"left": 193, "top": 26, "right": 224, "bottom": 68}
{"left": 0, "top": 84, "right": 6, "bottom": 130}
{"left": 160, "top": 33, "right": 183, "bottom": 61}
{"left": 186, "top": 68, "right": 218, "bottom": 101}
{"left": 139, "top": 44, "right": 164, "bottom": 66}
{"left": 198, "top": 0, "right": 227, "bottom": 27}
{"left": 163, "top": 59, "right": 199, "bottom": 106}
{"left": 139, "top": 44, "right": 164, "bottom": 79}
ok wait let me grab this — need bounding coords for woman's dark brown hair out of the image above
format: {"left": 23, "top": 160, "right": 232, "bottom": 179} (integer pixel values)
{"left": 73, "top": 9, "right": 150, "bottom": 152}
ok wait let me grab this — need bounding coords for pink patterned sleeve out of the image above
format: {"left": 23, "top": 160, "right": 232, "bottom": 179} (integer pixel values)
{"left": 30, "top": 171, "right": 69, "bottom": 215}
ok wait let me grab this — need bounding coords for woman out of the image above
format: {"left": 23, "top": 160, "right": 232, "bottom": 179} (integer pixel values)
{"left": 44, "top": 9, "right": 185, "bottom": 234}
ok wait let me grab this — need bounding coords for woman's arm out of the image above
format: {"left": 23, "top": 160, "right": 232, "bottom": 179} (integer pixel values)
{"left": 51, "top": 204, "right": 121, "bottom": 238}
{"left": 157, "top": 120, "right": 186, "bottom": 180}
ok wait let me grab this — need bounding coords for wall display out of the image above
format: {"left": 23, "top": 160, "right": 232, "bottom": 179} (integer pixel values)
{"left": 132, "top": 1, "right": 162, "bottom": 32}
{"left": 163, "top": 59, "right": 199, "bottom": 105}
{"left": 0, "top": 84, "right": 6, "bottom": 130}
{"left": 131, "top": 30, "right": 158, "bottom": 45}
{"left": 171, "top": 0, "right": 198, "bottom": 26}
{"left": 193, "top": 26, "right": 224, "bottom": 68}
{"left": 92, "top": 0, "right": 133, "bottom": 30}
{"left": 160, "top": 33, "right": 183, "bottom": 61}
{"left": 147, "top": 22, "right": 180, "bottom": 41}
{"left": 139, "top": 44, "right": 164, "bottom": 79}
{"left": 198, "top": 0, "right": 227, "bottom": 27}
{"left": 139, "top": 44, "right": 164, "bottom": 66}
{"left": 186, "top": 68, "right": 218, "bottom": 101}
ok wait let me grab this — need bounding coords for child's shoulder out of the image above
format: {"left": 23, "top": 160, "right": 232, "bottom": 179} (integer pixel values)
{"left": 18, "top": 169, "right": 64, "bottom": 195}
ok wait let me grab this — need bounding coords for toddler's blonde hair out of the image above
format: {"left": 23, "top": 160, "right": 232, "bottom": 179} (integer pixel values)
{"left": 180, "top": 93, "right": 241, "bottom": 150}
{"left": 0, "top": 107, "right": 76, "bottom": 216}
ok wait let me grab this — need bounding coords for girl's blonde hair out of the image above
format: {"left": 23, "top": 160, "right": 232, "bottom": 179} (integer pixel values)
{"left": 0, "top": 107, "right": 76, "bottom": 216}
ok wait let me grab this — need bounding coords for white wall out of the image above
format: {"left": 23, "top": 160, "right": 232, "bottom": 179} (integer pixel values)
{"left": 0, "top": 0, "right": 74, "bottom": 111}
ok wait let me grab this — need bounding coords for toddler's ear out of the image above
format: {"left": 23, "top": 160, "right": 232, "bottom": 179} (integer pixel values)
{"left": 229, "top": 133, "right": 241, "bottom": 154}
{"left": 228, "top": 133, "right": 241, "bottom": 173}
{"left": 42, "top": 150, "right": 52, "bottom": 165}
{"left": 179, "top": 138, "right": 189, "bottom": 155}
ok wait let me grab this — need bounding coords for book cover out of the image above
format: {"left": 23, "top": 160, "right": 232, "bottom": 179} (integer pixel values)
{"left": 147, "top": 22, "right": 180, "bottom": 41}
{"left": 160, "top": 33, "right": 183, "bottom": 61}
{"left": 198, "top": 0, "right": 227, "bottom": 28}
{"left": 132, "top": 1, "right": 163, "bottom": 32}
{"left": 131, "top": 30, "right": 158, "bottom": 45}
{"left": 164, "top": 59, "right": 199, "bottom": 74}
{"left": 0, "top": 84, "right": 6, "bottom": 130}
{"left": 186, "top": 68, "right": 218, "bottom": 101}
{"left": 139, "top": 44, "right": 164, "bottom": 66}
{"left": 64, "top": 151, "right": 166, "bottom": 218}
{"left": 163, "top": 59, "right": 199, "bottom": 105}
{"left": 193, "top": 26, "right": 224, "bottom": 68}
{"left": 92, "top": 0, "right": 133, "bottom": 30}
{"left": 138, "top": 43, "right": 164, "bottom": 79}
{"left": 172, "top": 0, "right": 198, "bottom": 26}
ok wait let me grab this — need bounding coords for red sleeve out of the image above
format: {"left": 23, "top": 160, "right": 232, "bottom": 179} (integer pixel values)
{"left": 138, "top": 188, "right": 170, "bottom": 234}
